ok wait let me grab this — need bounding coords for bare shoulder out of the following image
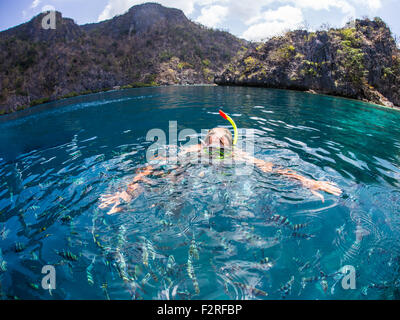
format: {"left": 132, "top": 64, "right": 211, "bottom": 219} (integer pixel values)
{"left": 180, "top": 144, "right": 202, "bottom": 154}
{"left": 233, "top": 148, "right": 254, "bottom": 161}
{"left": 233, "top": 148, "right": 272, "bottom": 168}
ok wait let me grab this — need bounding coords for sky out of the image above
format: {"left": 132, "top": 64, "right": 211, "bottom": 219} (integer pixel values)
{"left": 1, "top": 0, "right": 400, "bottom": 43}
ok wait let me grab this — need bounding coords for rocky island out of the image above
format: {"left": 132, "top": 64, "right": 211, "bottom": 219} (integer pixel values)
{"left": 215, "top": 18, "right": 400, "bottom": 109}
{"left": 0, "top": 3, "right": 245, "bottom": 114}
{"left": 0, "top": 2, "right": 399, "bottom": 115}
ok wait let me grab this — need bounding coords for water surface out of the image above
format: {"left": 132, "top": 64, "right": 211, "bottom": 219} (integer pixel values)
{"left": 1, "top": 86, "right": 400, "bottom": 299}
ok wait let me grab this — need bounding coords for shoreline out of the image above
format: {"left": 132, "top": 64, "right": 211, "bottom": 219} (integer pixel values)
{"left": 215, "top": 83, "right": 400, "bottom": 113}
{"left": 1, "top": 83, "right": 399, "bottom": 121}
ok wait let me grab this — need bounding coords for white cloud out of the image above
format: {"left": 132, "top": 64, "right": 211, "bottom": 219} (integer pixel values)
{"left": 95, "top": 0, "right": 388, "bottom": 40}
{"left": 98, "top": 0, "right": 196, "bottom": 21}
{"left": 31, "top": 0, "right": 41, "bottom": 9}
{"left": 242, "top": 5, "right": 304, "bottom": 41}
{"left": 368, "top": 0, "right": 382, "bottom": 10}
{"left": 196, "top": 5, "right": 229, "bottom": 28}
{"left": 353, "top": 0, "right": 382, "bottom": 11}
{"left": 286, "top": 0, "right": 356, "bottom": 25}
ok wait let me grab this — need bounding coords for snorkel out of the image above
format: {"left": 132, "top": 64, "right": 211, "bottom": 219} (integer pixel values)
{"left": 201, "top": 110, "right": 238, "bottom": 160}
{"left": 219, "top": 110, "right": 238, "bottom": 146}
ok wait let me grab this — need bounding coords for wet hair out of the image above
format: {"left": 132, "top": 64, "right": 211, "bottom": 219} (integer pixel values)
{"left": 204, "top": 127, "right": 233, "bottom": 148}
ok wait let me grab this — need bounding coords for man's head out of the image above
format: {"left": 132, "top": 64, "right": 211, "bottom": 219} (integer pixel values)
{"left": 204, "top": 127, "right": 233, "bottom": 149}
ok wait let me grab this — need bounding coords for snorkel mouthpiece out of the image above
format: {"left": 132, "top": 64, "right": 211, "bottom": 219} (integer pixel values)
{"left": 219, "top": 110, "right": 238, "bottom": 145}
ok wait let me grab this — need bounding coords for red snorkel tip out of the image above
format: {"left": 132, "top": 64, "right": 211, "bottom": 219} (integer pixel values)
{"left": 219, "top": 110, "right": 228, "bottom": 120}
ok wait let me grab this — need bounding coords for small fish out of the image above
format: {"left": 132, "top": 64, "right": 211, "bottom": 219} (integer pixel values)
{"left": 336, "top": 224, "right": 345, "bottom": 236}
{"left": 28, "top": 283, "right": 40, "bottom": 290}
{"left": 260, "top": 257, "right": 269, "bottom": 264}
{"left": 361, "top": 286, "right": 368, "bottom": 296}
{"left": 113, "top": 250, "right": 131, "bottom": 283}
{"left": 93, "top": 234, "right": 105, "bottom": 251}
{"left": 292, "top": 232, "right": 314, "bottom": 240}
{"left": 279, "top": 276, "right": 295, "bottom": 298}
{"left": 15, "top": 242, "right": 26, "bottom": 253}
{"left": 368, "top": 282, "right": 391, "bottom": 290}
{"left": 187, "top": 256, "right": 200, "bottom": 295}
{"left": 313, "top": 249, "right": 322, "bottom": 264}
{"left": 301, "top": 276, "right": 319, "bottom": 287}
{"left": 298, "top": 261, "right": 311, "bottom": 272}
{"left": 320, "top": 279, "right": 328, "bottom": 293}
{"left": 73, "top": 177, "right": 84, "bottom": 185}
{"left": 292, "top": 257, "right": 302, "bottom": 266}
{"left": 86, "top": 258, "right": 95, "bottom": 286}
{"left": 268, "top": 214, "right": 292, "bottom": 227}
{"left": 133, "top": 265, "right": 142, "bottom": 280}
{"left": 39, "top": 227, "right": 47, "bottom": 233}
{"left": 218, "top": 236, "right": 234, "bottom": 253}
{"left": 83, "top": 185, "right": 93, "bottom": 195}
{"left": 117, "top": 225, "right": 126, "bottom": 249}
{"left": 243, "top": 232, "right": 263, "bottom": 243}
{"left": 141, "top": 273, "right": 151, "bottom": 286}
{"left": 0, "top": 226, "right": 10, "bottom": 240}
{"left": 292, "top": 223, "right": 308, "bottom": 231}
{"left": 142, "top": 243, "right": 149, "bottom": 267}
{"left": 166, "top": 255, "right": 175, "bottom": 272}
{"left": 155, "top": 245, "right": 173, "bottom": 251}
{"left": 0, "top": 249, "right": 7, "bottom": 272}
{"left": 164, "top": 276, "right": 173, "bottom": 287}
{"left": 158, "top": 220, "right": 173, "bottom": 227}
{"left": 176, "top": 290, "right": 192, "bottom": 300}
{"left": 101, "top": 282, "right": 110, "bottom": 300}
{"left": 31, "top": 251, "right": 38, "bottom": 261}
{"left": 57, "top": 249, "right": 78, "bottom": 261}
{"left": 255, "top": 257, "right": 273, "bottom": 270}
{"left": 147, "top": 240, "right": 156, "bottom": 261}
{"left": 189, "top": 239, "right": 199, "bottom": 260}
{"left": 149, "top": 270, "right": 159, "bottom": 283}
{"left": 61, "top": 215, "right": 72, "bottom": 223}
{"left": 234, "top": 282, "right": 268, "bottom": 297}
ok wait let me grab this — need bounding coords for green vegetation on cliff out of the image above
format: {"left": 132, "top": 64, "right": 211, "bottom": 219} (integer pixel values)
{"left": 215, "top": 18, "right": 400, "bottom": 108}
{"left": 0, "top": 3, "right": 246, "bottom": 114}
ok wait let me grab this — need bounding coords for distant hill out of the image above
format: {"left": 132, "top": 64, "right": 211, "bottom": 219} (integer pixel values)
{"left": 215, "top": 18, "right": 400, "bottom": 108}
{"left": 1, "top": 3, "right": 399, "bottom": 115}
{"left": 0, "top": 2, "right": 246, "bottom": 114}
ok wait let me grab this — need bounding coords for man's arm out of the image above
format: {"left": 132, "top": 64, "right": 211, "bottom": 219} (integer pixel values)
{"left": 235, "top": 149, "right": 342, "bottom": 202}
{"left": 274, "top": 168, "right": 342, "bottom": 201}
{"left": 99, "top": 165, "right": 155, "bottom": 215}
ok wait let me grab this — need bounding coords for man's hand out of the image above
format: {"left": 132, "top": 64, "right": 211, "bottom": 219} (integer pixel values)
{"left": 99, "top": 191, "right": 132, "bottom": 215}
{"left": 258, "top": 162, "right": 273, "bottom": 173}
{"left": 277, "top": 168, "right": 342, "bottom": 202}
{"left": 300, "top": 178, "right": 342, "bottom": 202}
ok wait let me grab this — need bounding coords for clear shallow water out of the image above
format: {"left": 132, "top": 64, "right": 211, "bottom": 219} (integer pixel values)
{"left": 1, "top": 86, "right": 400, "bottom": 300}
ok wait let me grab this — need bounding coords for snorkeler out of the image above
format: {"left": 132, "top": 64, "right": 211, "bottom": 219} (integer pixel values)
{"left": 99, "top": 111, "right": 342, "bottom": 214}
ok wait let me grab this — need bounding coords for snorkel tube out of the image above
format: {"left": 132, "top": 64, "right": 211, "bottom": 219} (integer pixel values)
{"left": 219, "top": 110, "right": 238, "bottom": 146}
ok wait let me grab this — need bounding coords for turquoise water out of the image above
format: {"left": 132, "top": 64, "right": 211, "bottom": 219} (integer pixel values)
{"left": 1, "top": 86, "right": 400, "bottom": 299}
